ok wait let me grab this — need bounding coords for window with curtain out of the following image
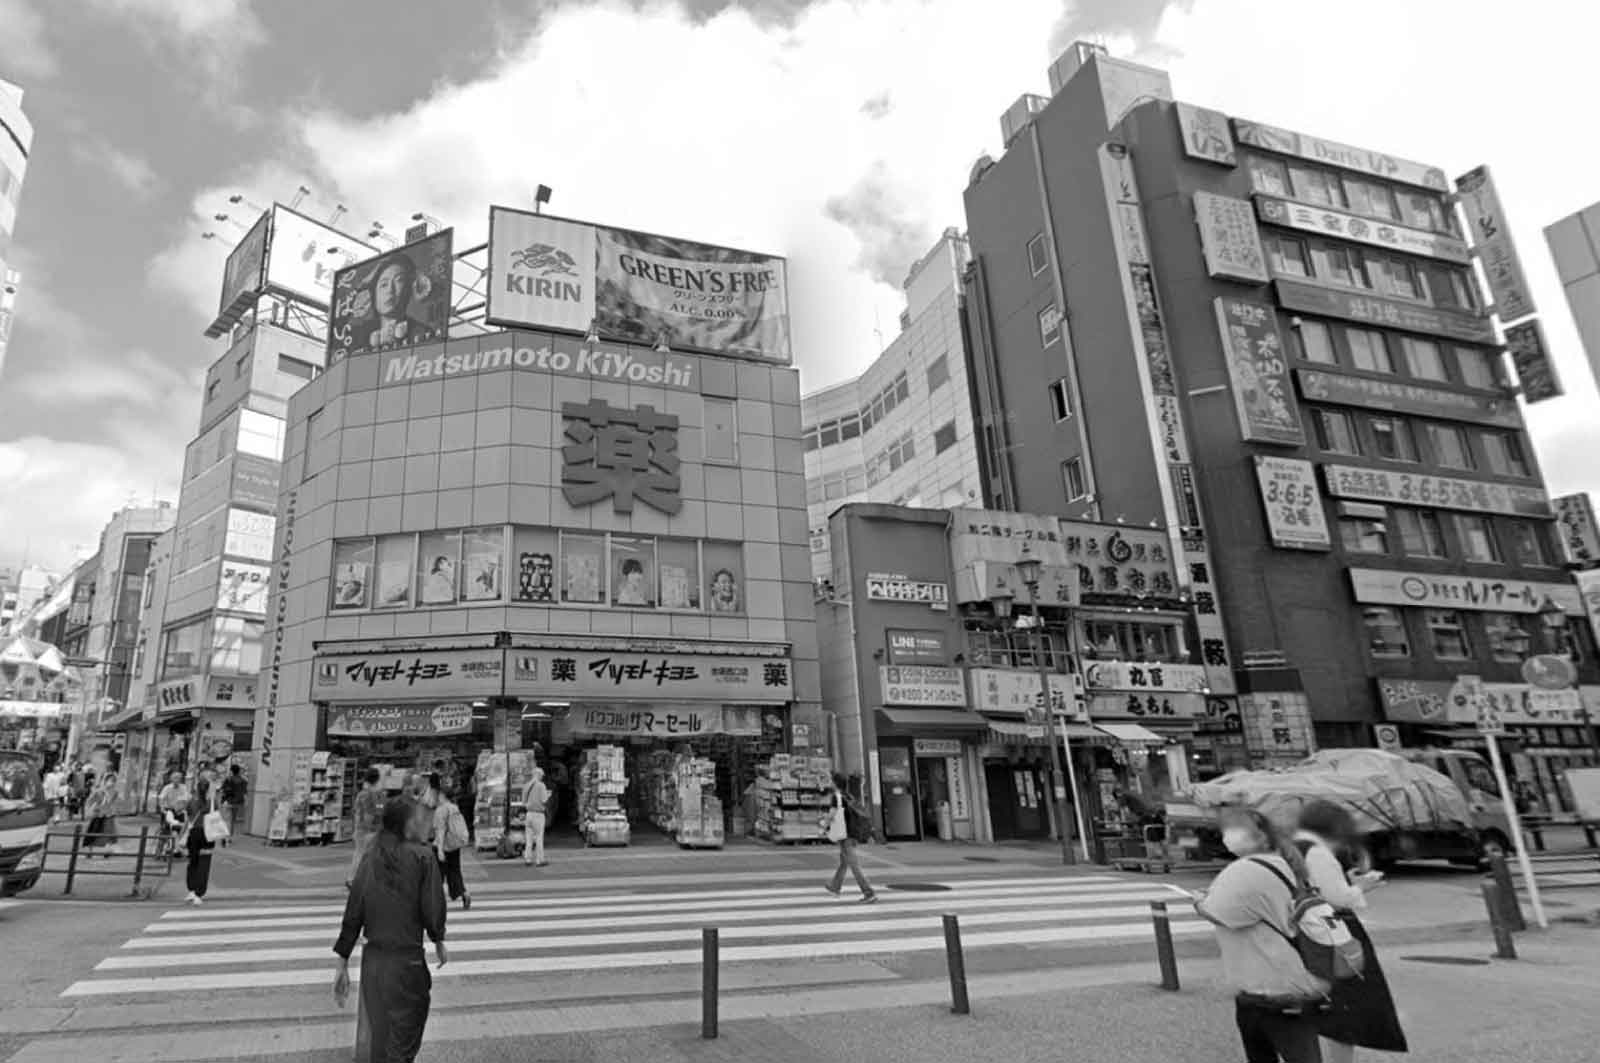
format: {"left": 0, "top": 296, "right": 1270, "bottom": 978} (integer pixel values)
{"left": 1363, "top": 607, "right": 1409, "bottom": 658}
{"left": 1426, "top": 609, "right": 1470, "bottom": 659}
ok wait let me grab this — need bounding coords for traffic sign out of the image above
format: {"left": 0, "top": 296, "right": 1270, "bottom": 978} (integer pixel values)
{"left": 1521, "top": 654, "right": 1578, "bottom": 692}
{"left": 1373, "top": 723, "right": 1401, "bottom": 752}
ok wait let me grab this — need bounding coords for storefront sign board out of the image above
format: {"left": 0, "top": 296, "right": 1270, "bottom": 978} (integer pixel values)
{"left": 1298, "top": 369, "right": 1520, "bottom": 428}
{"left": 1215, "top": 297, "right": 1300, "bottom": 443}
{"left": 155, "top": 677, "right": 202, "bottom": 714}
{"left": 1084, "top": 661, "right": 1208, "bottom": 693}
{"left": 217, "top": 561, "right": 270, "bottom": 615}
{"left": 510, "top": 651, "right": 792, "bottom": 702}
{"left": 1254, "top": 456, "right": 1331, "bottom": 550}
{"left": 1089, "top": 692, "right": 1204, "bottom": 720}
{"left": 1323, "top": 464, "right": 1551, "bottom": 517}
{"left": 950, "top": 509, "right": 1071, "bottom": 567}
{"left": 1255, "top": 196, "right": 1470, "bottom": 263}
{"left": 1195, "top": 193, "right": 1269, "bottom": 283}
{"left": 886, "top": 630, "right": 948, "bottom": 666}
{"left": 969, "top": 668, "right": 1079, "bottom": 718}
{"left": 1503, "top": 318, "right": 1563, "bottom": 402}
{"left": 326, "top": 703, "right": 474, "bottom": 738}
{"left": 913, "top": 738, "right": 962, "bottom": 757}
{"left": 1553, "top": 493, "right": 1600, "bottom": 565}
{"left": 1273, "top": 279, "right": 1497, "bottom": 345}
{"left": 230, "top": 453, "right": 281, "bottom": 513}
{"left": 1378, "top": 676, "right": 1596, "bottom": 727}
{"left": 1455, "top": 165, "right": 1537, "bottom": 322}
{"left": 1233, "top": 118, "right": 1450, "bottom": 191}
{"left": 1058, "top": 522, "right": 1178, "bottom": 598}
{"left": 1348, "top": 567, "right": 1582, "bottom": 615}
{"left": 866, "top": 574, "right": 950, "bottom": 608}
{"left": 225, "top": 509, "right": 276, "bottom": 562}
{"left": 879, "top": 665, "right": 966, "bottom": 708}
{"left": 1176, "top": 103, "right": 1236, "bottom": 166}
{"left": 378, "top": 332, "right": 699, "bottom": 392}
{"left": 564, "top": 705, "right": 718, "bottom": 738}
{"left": 313, "top": 649, "right": 506, "bottom": 701}
{"left": 947, "top": 757, "right": 970, "bottom": 821}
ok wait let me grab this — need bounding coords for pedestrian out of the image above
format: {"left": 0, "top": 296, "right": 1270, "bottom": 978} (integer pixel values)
{"left": 521, "top": 766, "right": 549, "bottom": 867}
{"left": 220, "top": 765, "right": 247, "bottom": 844}
{"left": 83, "top": 772, "right": 120, "bottom": 855}
{"left": 1295, "top": 800, "right": 1407, "bottom": 1061}
{"left": 43, "top": 763, "right": 66, "bottom": 823}
{"left": 67, "top": 763, "right": 86, "bottom": 819}
{"left": 350, "top": 767, "right": 384, "bottom": 890}
{"left": 182, "top": 777, "right": 220, "bottom": 905}
{"left": 1188, "top": 808, "right": 1329, "bottom": 1063}
{"left": 823, "top": 772, "right": 876, "bottom": 904}
{"left": 432, "top": 776, "right": 472, "bottom": 910}
{"left": 332, "top": 796, "right": 448, "bottom": 1063}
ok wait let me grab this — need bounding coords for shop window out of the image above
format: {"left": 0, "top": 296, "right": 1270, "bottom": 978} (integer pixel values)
{"left": 1399, "top": 190, "right": 1447, "bottom": 232}
{"left": 703, "top": 542, "right": 745, "bottom": 614}
{"left": 1296, "top": 321, "right": 1337, "bottom": 364}
{"left": 1457, "top": 515, "right": 1502, "bottom": 563}
{"left": 1482, "top": 432, "right": 1532, "bottom": 478}
{"left": 1401, "top": 337, "right": 1447, "bottom": 381}
{"left": 211, "top": 617, "right": 263, "bottom": 675}
{"left": 160, "top": 618, "right": 208, "bottom": 679}
{"left": 1373, "top": 256, "right": 1421, "bottom": 300}
{"left": 1363, "top": 607, "right": 1409, "bottom": 657}
{"left": 460, "top": 527, "right": 504, "bottom": 602}
{"left": 1453, "top": 346, "right": 1498, "bottom": 389}
{"left": 657, "top": 538, "right": 701, "bottom": 610}
{"left": 559, "top": 532, "right": 606, "bottom": 605}
{"left": 1507, "top": 521, "right": 1555, "bottom": 567}
{"left": 1289, "top": 164, "right": 1343, "bottom": 206}
{"left": 1312, "top": 409, "right": 1361, "bottom": 455}
{"left": 927, "top": 354, "right": 950, "bottom": 394}
{"left": 511, "top": 527, "right": 559, "bottom": 603}
{"left": 373, "top": 534, "right": 415, "bottom": 608}
{"left": 933, "top": 420, "right": 958, "bottom": 455}
{"left": 1345, "top": 328, "right": 1393, "bottom": 373}
{"left": 1485, "top": 613, "right": 1532, "bottom": 663}
{"left": 416, "top": 530, "right": 463, "bottom": 605}
{"left": 1249, "top": 156, "right": 1290, "bottom": 196}
{"left": 1027, "top": 233, "right": 1049, "bottom": 276}
{"left": 1426, "top": 424, "right": 1475, "bottom": 470}
{"left": 1265, "top": 234, "right": 1310, "bottom": 277}
{"left": 1368, "top": 416, "right": 1417, "bottom": 462}
{"left": 1394, "top": 509, "right": 1447, "bottom": 558}
{"left": 332, "top": 539, "right": 375, "bottom": 610}
{"left": 610, "top": 536, "right": 658, "bottom": 608}
{"left": 1426, "top": 609, "right": 1471, "bottom": 659}
{"left": 704, "top": 398, "right": 739, "bottom": 463}
{"left": 1338, "top": 516, "right": 1388, "bottom": 554}
{"left": 1048, "top": 377, "right": 1072, "bottom": 420}
{"left": 1039, "top": 303, "right": 1062, "bottom": 348}
{"left": 1061, "top": 457, "right": 1086, "bottom": 502}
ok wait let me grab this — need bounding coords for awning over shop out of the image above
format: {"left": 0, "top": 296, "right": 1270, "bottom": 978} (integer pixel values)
{"left": 876, "top": 708, "right": 990, "bottom": 736}
{"left": 1094, "top": 722, "right": 1166, "bottom": 745}
{"left": 984, "top": 719, "right": 1102, "bottom": 746}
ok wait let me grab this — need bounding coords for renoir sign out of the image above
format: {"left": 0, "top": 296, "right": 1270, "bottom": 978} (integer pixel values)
{"left": 379, "top": 333, "right": 697, "bottom": 391}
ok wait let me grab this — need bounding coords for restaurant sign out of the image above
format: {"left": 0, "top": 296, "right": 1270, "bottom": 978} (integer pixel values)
{"left": 968, "top": 668, "right": 1081, "bottom": 718}
{"left": 880, "top": 665, "right": 967, "bottom": 708}
{"left": 1195, "top": 192, "right": 1268, "bottom": 284}
{"left": 1348, "top": 568, "right": 1582, "bottom": 615}
{"left": 1503, "top": 319, "right": 1563, "bottom": 403}
{"left": 1175, "top": 103, "right": 1236, "bottom": 166}
{"left": 1455, "top": 165, "right": 1537, "bottom": 323}
{"left": 950, "top": 509, "right": 1070, "bottom": 566}
{"left": 1058, "top": 522, "right": 1177, "bottom": 598}
{"left": 1273, "top": 279, "right": 1497, "bottom": 345}
{"left": 1083, "top": 661, "right": 1208, "bottom": 693}
{"left": 312, "top": 649, "right": 506, "bottom": 701}
{"left": 1232, "top": 118, "right": 1450, "bottom": 191}
{"left": 1323, "top": 464, "right": 1551, "bottom": 518}
{"left": 1378, "top": 677, "right": 1595, "bottom": 727}
{"left": 1089, "top": 691, "right": 1205, "bottom": 720}
{"left": 1553, "top": 493, "right": 1600, "bottom": 565}
{"left": 511, "top": 651, "right": 792, "bottom": 702}
{"left": 1254, "top": 456, "right": 1331, "bottom": 551}
{"left": 1255, "top": 196, "right": 1470, "bottom": 264}
{"left": 326, "top": 703, "right": 474, "bottom": 738}
{"left": 1297, "top": 369, "right": 1520, "bottom": 429}
{"left": 1215, "top": 297, "right": 1301, "bottom": 444}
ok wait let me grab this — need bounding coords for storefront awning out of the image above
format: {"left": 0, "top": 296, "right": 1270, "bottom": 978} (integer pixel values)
{"left": 1094, "top": 722, "right": 1165, "bottom": 745}
{"left": 876, "top": 708, "right": 990, "bottom": 736}
{"left": 984, "top": 719, "right": 1103, "bottom": 746}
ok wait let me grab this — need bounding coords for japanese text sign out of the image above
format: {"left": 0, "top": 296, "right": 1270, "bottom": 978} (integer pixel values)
{"left": 1348, "top": 567, "right": 1582, "bottom": 615}
{"left": 886, "top": 630, "right": 948, "bottom": 666}
{"left": 1215, "top": 297, "right": 1301, "bottom": 444}
{"left": 510, "top": 650, "right": 792, "bottom": 702}
{"left": 880, "top": 665, "right": 967, "bottom": 708}
{"left": 1254, "top": 456, "right": 1331, "bottom": 550}
{"left": 1175, "top": 103, "right": 1236, "bottom": 166}
{"left": 326, "top": 703, "right": 474, "bottom": 738}
{"left": 1084, "top": 661, "right": 1208, "bottom": 694}
{"left": 312, "top": 650, "right": 506, "bottom": 701}
{"left": 1058, "top": 522, "right": 1177, "bottom": 598}
{"left": 1195, "top": 193, "right": 1269, "bottom": 284}
{"left": 560, "top": 399, "right": 683, "bottom": 516}
{"left": 569, "top": 706, "right": 714, "bottom": 737}
{"left": 1274, "top": 279, "right": 1496, "bottom": 345}
{"left": 1298, "top": 369, "right": 1521, "bottom": 428}
{"left": 1255, "top": 196, "right": 1470, "bottom": 264}
{"left": 1554, "top": 493, "right": 1600, "bottom": 565}
{"left": 866, "top": 574, "right": 950, "bottom": 608}
{"left": 1503, "top": 319, "right": 1563, "bottom": 403}
{"left": 968, "top": 668, "right": 1079, "bottom": 717}
{"left": 1232, "top": 119, "right": 1449, "bottom": 191}
{"left": 1323, "top": 464, "right": 1550, "bottom": 517}
{"left": 1455, "top": 165, "right": 1537, "bottom": 322}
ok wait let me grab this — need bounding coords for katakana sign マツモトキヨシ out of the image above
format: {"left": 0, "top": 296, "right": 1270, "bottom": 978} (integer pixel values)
{"left": 560, "top": 399, "right": 683, "bottom": 515}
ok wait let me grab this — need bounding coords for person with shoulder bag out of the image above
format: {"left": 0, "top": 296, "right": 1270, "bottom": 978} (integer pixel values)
{"left": 823, "top": 773, "right": 876, "bottom": 904}
{"left": 431, "top": 775, "right": 473, "bottom": 910}
{"left": 182, "top": 778, "right": 223, "bottom": 905}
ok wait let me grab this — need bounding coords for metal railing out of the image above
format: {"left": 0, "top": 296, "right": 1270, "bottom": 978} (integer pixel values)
{"left": 42, "top": 824, "right": 173, "bottom": 898}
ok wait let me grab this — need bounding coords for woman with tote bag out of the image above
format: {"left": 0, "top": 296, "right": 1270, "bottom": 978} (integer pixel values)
{"left": 182, "top": 777, "right": 224, "bottom": 905}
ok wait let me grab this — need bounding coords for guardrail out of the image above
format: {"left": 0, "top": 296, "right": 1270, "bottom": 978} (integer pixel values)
{"left": 43, "top": 825, "right": 173, "bottom": 899}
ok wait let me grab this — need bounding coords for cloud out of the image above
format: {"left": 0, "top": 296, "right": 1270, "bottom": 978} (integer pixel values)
{"left": 1050, "top": 0, "right": 1195, "bottom": 54}
{"left": 861, "top": 93, "right": 893, "bottom": 119}
{"left": 0, "top": 0, "right": 58, "bottom": 80}
{"left": 824, "top": 163, "right": 934, "bottom": 287}
{"left": 9, "top": 347, "right": 195, "bottom": 407}
{"left": 71, "top": 140, "right": 162, "bottom": 199}
{"left": 84, "top": 0, "right": 266, "bottom": 108}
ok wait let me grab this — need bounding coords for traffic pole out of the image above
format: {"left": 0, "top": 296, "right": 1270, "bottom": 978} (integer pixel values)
{"left": 701, "top": 927, "right": 719, "bottom": 1039}
{"left": 1481, "top": 881, "right": 1518, "bottom": 960}
{"left": 1484, "top": 731, "right": 1547, "bottom": 928}
{"left": 942, "top": 914, "right": 970, "bottom": 1015}
{"left": 1487, "top": 851, "right": 1526, "bottom": 933}
{"left": 1151, "top": 901, "right": 1180, "bottom": 990}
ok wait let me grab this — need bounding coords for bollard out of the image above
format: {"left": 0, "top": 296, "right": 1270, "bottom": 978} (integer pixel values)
{"left": 62, "top": 825, "right": 84, "bottom": 896}
{"left": 942, "top": 914, "right": 970, "bottom": 1015}
{"left": 128, "top": 827, "right": 150, "bottom": 898}
{"left": 701, "top": 927, "right": 719, "bottom": 1040}
{"left": 1150, "top": 901, "right": 1180, "bottom": 991}
{"left": 1481, "top": 881, "right": 1517, "bottom": 960}
{"left": 1487, "top": 852, "right": 1526, "bottom": 933}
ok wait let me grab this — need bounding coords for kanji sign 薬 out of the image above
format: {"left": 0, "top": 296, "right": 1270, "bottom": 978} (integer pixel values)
{"left": 560, "top": 399, "right": 683, "bottom": 516}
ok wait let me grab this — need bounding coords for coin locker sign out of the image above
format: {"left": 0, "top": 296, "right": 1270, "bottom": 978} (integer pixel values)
{"left": 879, "top": 666, "right": 967, "bottom": 707}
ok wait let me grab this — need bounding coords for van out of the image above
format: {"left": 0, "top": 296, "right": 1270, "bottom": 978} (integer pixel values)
{"left": 1403, "top": 748, "right": 1516, "bottom": 863}
{"left": 0, "top": 751, "right": 49, "bottom": 897}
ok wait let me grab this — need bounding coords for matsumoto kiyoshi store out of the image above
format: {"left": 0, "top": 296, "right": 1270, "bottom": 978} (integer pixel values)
{"left": 250, "top": 207, "right": 823, "bottom": 847}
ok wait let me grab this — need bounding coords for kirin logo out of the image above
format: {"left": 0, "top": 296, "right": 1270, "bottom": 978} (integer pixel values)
{"left": 507, "top": 244, "right": 583, "bottom": 302}
{"left": 511, "top": 244, "right": 579, "bottom": 276}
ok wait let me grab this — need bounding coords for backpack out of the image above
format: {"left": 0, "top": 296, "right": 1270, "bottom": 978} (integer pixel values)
{"left": 1249, "top": 857, "right": 1366, "bottom": 983}
{"left": 442, "top": 805, "right": 471, "bottom": 852}
{"left": 843, "top": 800, "right": 872, "bottom": 843}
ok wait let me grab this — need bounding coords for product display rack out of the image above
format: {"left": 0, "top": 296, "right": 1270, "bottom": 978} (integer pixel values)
{"left": 753, "top": 754, "right": 833, "bottom": 844}
{"left": 579, "top": 745, "right": 630, "bottom": 847}
{"left": 673, "top": 753, "right": 724, "bottom": 849}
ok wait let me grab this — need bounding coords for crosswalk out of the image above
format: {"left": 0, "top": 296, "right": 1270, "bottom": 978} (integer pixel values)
{"left": 61, "top": 872, "right": 1208, "bottom": 999}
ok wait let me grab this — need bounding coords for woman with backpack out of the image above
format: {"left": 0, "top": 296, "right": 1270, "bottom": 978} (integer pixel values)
{"left": 1189, "top": 808, "right": 1329, "bottom": 1063}
{"left": 1296, "top": 800, "right": 1408, "bottom": 1061}
{"left": 822, "top": 773, "right": 876, "bottom": 904}
{"left": 430, "top": 773, "right": 472, "bottom": 910}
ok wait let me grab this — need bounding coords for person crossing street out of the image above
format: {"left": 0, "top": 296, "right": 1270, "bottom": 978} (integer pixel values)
{"left": 823, "top": 772, "right": 876, "bottom": 904}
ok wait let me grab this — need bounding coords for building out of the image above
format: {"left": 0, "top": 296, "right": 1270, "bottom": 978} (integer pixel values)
{"left": 961, "top": 42, "right": 1594, "bottom": 779}
{"left": 1544, "top": 203, "right": 1600, "bottom": 395}
{"left": 0, "top": 77, "right": 31, "bottom": 380}
{"left": 251, "top": 206, "right": 821, "bottom": 845}
{"left": 801, "top": 230, "right": 985, "bottom": 581}
{"left": 1, "top": 565, "right": 58, "bottom": 634}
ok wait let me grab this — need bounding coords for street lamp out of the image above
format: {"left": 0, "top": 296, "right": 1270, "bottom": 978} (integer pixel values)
{"left": 1538, "top": 597, "right": 1600, "bottom": 758}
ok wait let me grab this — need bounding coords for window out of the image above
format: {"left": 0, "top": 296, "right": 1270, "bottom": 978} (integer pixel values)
{"left": 1453, "top": 346, "right": 1498, "bottom": 389}
{"left": 1338, "top": 516, "right": 1388, "bottom": 554}
{"left": 657, "top": 538, "right": 701, "bottom": 609}
{"left": 1401, "top": 338, "right": 1447, "bottom": 381}
{"left": 1507, "top": 521, "right": 1554, "bottom": 567}
{"left": 1426, "top": 424, "right": 1475, "bottom": 470}
{"left": 373, "top": 535, "right": 415, "bottom": 608}
{"left": 609, "top": 536, "right": 657, "bottom": 608}
{"left": 559, "top": 532, "right": 606, "bottom": 604}
{"left": 210, "top": 617, "right": 264, "bottom": 675}
{"left": 704, "top": 397, "right": 738, "bottom": 463}
{"left": 1296, "top": 321, "right": 1337, "bottom": 364}
{"left": 1311, "top": 244, "right": 1365, "bottom": 288}
{"left": 803, "top": 431, "right": 819, "bottom": 453}
{"left": 160, "top": 619, "right": 208, "bottom": 680}
{"left": 1248, "top": 156, "right": 1290, "bottom": 196}
{"left": 332, "top": 539, "right": 376, "bottom": 609}
{"left": 1363, "top": 607, "right": 1409, "bottom": 658}
{"left": 235, "top": 354, "right": 250, "bottom": 379}
{"left": 1394, "top": 509, "right": 1447, "bottom": 558}
{"left": 1027, "top": 233, "right": 1049, "bottom": 275}
{"left": 1039, "top": 303, "right": 1062, "bottom": 347}
{"left": 206, "top": 379, "right": 220, "bottom": 403}
{"left": 511, "top": 527, "right": 559, "bottom": 604}
{"left": 1061, "top": 458, "right": 1086, "bottom": 501}
{"left": 1373, "top": 256, "right": 1421, "bottom": 300}
{"left": 839, "top": 414, "right": 861, "bottom": 441}
{"left": 822, "top": 473, "right": 848, "bottom": 501}
{"left": 1312, "top": 409, "right": 1361, "bottom": 455}
{"left": 1265, "top": 234, "right": 1310, "bottom": 277}
{"left": 1482, "top": 432, "right": 1531, "bottom": 478}
{"left": 1457, "top": 515, "right": 1502, "bottom": 563}
{"left": 1399, "top": 191, "right": 1446, "bottom": 232}
{"left": 818, "top": 420, "right": 839, "bottom": 447}
{"left": 1048, "top": 377, "right": 1073, "bottom": 420}
{"left": 1485, "top": 613, "right": 1532, "bottom": 663}
{"left": 1343, "top": 178, "right": 1398, "bottom": 220}
{"left": 1368, "top": 416, "right": 1418, "bottom": 462}
{"left": 933, "top": 420, "right": 958, "bottom": 455}
{"left": 703, "top": 542, "right": 746, "bottom": 614}
{"left": 844, "top": 469, "right": 866, "bottom": 494}
{"left": 1289, "top": 164, "right": 1343, "bottom": 206}
{"left": 1426, "top": 609, "right": 1471, "bottom": 659}
{"left": 1445, "top": 271, "right": 1480, "bottom": 312}
{"left": 926, "top": 355, "right": 950, "bottom": 394}
{"left": 858, "top": 406, "right": 873, "bottom": 433}
{"left": 894, "top": 372, "right": 910, "bottom": 403}
{"left": 417, "top": 530, "right": 464, "bottom": 604}
{"left": 460, "top": 527, "right": 504, "bottom": 602}
{"left": 1345, "top": 328, "right": 1393, "bottom": 373}
{"left": 278, "top": 355, "right": 318, "bottom": 381}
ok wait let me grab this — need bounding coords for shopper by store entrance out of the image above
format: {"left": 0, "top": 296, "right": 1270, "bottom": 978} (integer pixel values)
{"left": 521, "top": 767, "right": 550, "bottom": 867}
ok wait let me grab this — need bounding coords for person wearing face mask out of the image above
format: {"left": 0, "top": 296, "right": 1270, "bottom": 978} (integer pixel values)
{"left": 1188, "top": 808, "right": 1329, "bottom": 1063}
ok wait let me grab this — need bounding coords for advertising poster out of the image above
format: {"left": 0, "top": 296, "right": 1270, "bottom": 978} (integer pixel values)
{"left": 487, "top": 207, "right": 792, "bottom": 364}
{"left": 327, "top": 229, "right": 454, "bottom": 362}
{"left": 1255, "top": 196, "right": 1470, "bottom": 263}
{"left": 265, "top": 205, "right": 371, "bottom": 308}
{"left": 1194, "top": 193, "right": 1268, "bottom": 283}
{"left": 1253, "top": 457, "right": 1331, "bottom": 550}
{"left": 1456, "top": 165, "right": 1537, "bottom": 322}
{"left": 1503, "top": 318, "right": 1563, "bottom": 402}
{"left": 1553, "top": 493, "right": 1600, "bottom": 565}
{"left": 326, "top": 704, "right": 474, "bottom": 738}
{"left": 887, "top": 630, "right": 947, "bottom": 666}
{"left": 461, "top": 527, "right": 503, "bottom": 602}
{"left": 610, "top": 536, "right": 656, "bottom": 608}
{"left": 217, "top": 561, "right": 270, "bottom": 615}
{"left": 1175, "top": 103, "right": 1235, "bottom": 166}
{"left": 210, "top": 210, "right": 270, "bottom": 336}
{"left": 230, "top": 453, "right": 281, "bottom": 512}
{"left": 224, "top": 509, "right": 276, "bottom": 561}
{"left": 1323, "top": 464, "right": 1550, "bottom": 517}
{"left": 1214, "top": 297, "right": 1301, "bottom": 444}
{"left": 879, "top": 665, "right": 967, "bottom": 707}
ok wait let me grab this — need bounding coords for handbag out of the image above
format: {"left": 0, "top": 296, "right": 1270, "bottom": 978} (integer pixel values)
{"left": 824, "top": 797, "right": 847, "bottom": 843}
{"left": 203, "top": 809, "right": 230, "bottom": 843}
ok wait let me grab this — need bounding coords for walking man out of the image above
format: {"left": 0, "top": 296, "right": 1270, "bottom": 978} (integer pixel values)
{"left": 824, "top": 772, "right": 876, "bottom": 903}
{"left": 349, "top": 768, "right": 384, "bottom": 890}
{"left": 521, "top": 766, "right": 549, "bottom": 867}
{"left": 220, "top": 765, "right": 247, "bottom": 844}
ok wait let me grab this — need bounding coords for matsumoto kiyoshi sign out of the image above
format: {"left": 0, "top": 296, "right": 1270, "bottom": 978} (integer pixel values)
{"left": 486, "top": 208, "right": 792, "bottom": 364}
{"left": 509, "top": 650, "right": 793, "bottom": 703}
{"left": 313, "top": 650, "right": 505, "bottom": 701}
{"left": 379, "top": 334, "right": 697, "bottom": 392}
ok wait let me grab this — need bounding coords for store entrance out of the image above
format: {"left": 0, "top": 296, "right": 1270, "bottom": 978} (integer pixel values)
{"left": 916, "top": 755, "right": 952, "bottom": 841}
{"left": 985, "top": 760, "right": 1049, "bottom": 840}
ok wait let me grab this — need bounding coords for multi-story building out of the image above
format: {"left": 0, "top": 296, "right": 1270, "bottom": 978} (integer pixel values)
{"left": 80, "top": 506, "right": 176, "bottom": 721}
{"left": 961, "top": 42, "right": 1593, "bottom": 778}
{"left": 1, "top": 565, "right": 58, "bottom": 634}
{"left": 801, "top": 230, "right": 984, "bottom": 581}
{"left": 0, "top": 77, "right": 31, "bottom": 380}
{"left": 1544, "top": 202, "right": 1600, "bottom": 394}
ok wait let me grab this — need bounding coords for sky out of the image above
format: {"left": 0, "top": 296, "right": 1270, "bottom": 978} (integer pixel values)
{"left": 2, "top": 0, "right": 1600, "bottom": 572}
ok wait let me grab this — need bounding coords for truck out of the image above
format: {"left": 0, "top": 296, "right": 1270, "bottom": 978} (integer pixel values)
{"left": 0, "top": 750, "right": 49, "bottom": 897}
{"left": 1164, "top": 747, "right": 1514, "bottom": 868}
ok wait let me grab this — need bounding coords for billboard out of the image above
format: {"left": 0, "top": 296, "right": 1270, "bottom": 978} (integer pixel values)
{"left": 327, "top": 230, "right": 454, "bottom": 362}
{"left": 217, "top": 561, "right": 270, "bottom": 615}
{"left": 265, "top": 205, "right": 372, "bottom": 309}
{"left": 1503, "top": 318, "right": 1563, "bottom": 403}
{"left": 1553, "top": 493, "right": 1600, "bottom": 565}
{"left": 208, "top": 211, "right": 270, "bottom": 337}
{"left": 486, "top": 207, "right": 792, "bottom": 364}
{"left": 1214, "top": 297, "right": 1301, "bottom": 444}
{"left": 1455, "top": 165, "right": 1536, "bottom": 322}
{"left": 1254, "top": 456, "right": 1331, "bottom": 550}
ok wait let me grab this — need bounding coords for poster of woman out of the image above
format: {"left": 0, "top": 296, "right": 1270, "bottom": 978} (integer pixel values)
{"left": 327, "top": 230, "right": 454, "bottom": 361}
{"left": 611, "top": 538, "right": 655, "bottom": 608}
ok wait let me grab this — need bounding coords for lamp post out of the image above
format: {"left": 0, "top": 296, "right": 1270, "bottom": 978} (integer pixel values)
{"left": 1538, "top": 597, "right": 1600, "bottom": 758}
